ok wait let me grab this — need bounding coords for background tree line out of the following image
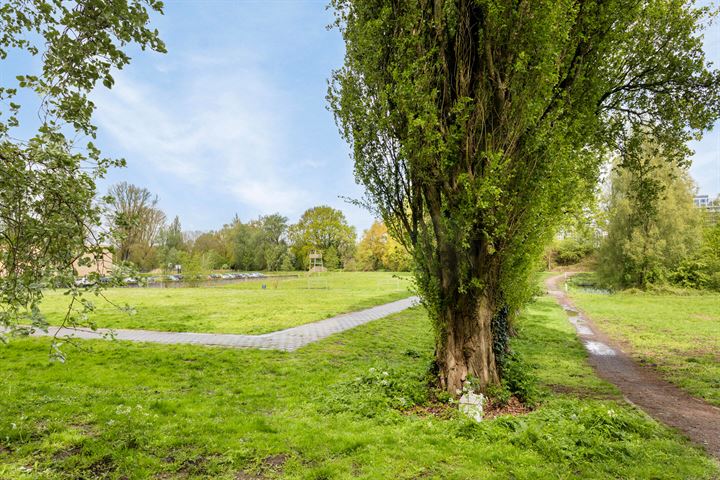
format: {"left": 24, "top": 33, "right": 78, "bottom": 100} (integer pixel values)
{"left": 546, "top": 138, "right": 720, "bottom": 292}
{"left": 105, "top": 183, "right": 411, "bottom": 273}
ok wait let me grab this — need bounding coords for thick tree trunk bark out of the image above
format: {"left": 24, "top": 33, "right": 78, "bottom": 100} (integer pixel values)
{"left": 437, "top": 293, "right": 500, "bottom": 394}
{"left": 423, "top": 185, "right": 501, "bottom": 394}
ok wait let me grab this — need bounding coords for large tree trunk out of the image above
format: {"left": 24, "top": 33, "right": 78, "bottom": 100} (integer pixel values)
{"left": 436, "top": 292, "right": 499, "bottom": 394}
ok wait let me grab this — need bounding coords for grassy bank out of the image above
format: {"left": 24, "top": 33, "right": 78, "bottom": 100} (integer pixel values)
{"left": 38, "top": 272, "right": 411, "bottom": 334}
{"left": 568, "top": 273, "right": 720, "bottom": 407}
{"left": 1, "top": 294, "right": 716, "bottom": 478}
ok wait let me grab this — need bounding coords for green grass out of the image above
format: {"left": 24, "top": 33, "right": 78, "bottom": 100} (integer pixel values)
{"left": 39, "top": 272, "right": 411, "bottom": 334}
{"left": 567, "top": 274, "right": 720, "bottom": 407}
{"left": 1, "top": 294, "right": 716, "bottom": 478}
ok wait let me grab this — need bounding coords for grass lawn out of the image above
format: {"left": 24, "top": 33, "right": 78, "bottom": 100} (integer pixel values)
{"left": 568, "top": 273, "right": 720, "bottom": 407}
{"left": 1, "top": 295, "right": 717, "bottom": 478}
{"left": 38, "top": 272, "right": 411, "bottom": 334}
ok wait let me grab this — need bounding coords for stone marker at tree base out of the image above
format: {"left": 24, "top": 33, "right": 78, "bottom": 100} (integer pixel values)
{"left": 459, "top": 391, "right": 485, "bottom": 423}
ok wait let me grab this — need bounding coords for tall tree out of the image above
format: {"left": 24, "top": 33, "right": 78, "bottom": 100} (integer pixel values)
{"left": 106, "top": 182, "right": 166, "bottom": 263}
{"left": 162, "top": 216, "right": 185, "bottom": 252}
{"left": 598, "top": 142, "right": 703, "bottom": 289}
{"left": 156, "top": 215, "right": 186, "bottom": 271}
{"left": 701, "top": 221, "right": 720, "bottom": 290}
{"left": 355, "top": 220, "right": 412, "bottom": 271}
{"left": 289, "top": 206, "right": 356, "bottom": 269}
{"left": 229, "top": 220, "right": 265, "bottom": 271}
{"left": 382, "top": 236, "right": 413, "bottom": 272}
{"left": 329, "top": 0, "right": 720, "bottom": 392}
{"left": 260, "top": 214, "right": 289, "bottom": 245}
{"left": 192, "top": 231, "right": 229, "bottom": 270}
{"left": 193, "top": 232, "right": 225, "bottom": 257}
{"left": 356, "top": 221, "right": 390, "bottom": 271}
{"left": 258, "top": 214, "right": 289, "bottom": 271}
{"left": 214, "top": 214, "right": 289, "bottom": 271}
{"left": 0, "top": 1, "right": 164, "bottom": 334}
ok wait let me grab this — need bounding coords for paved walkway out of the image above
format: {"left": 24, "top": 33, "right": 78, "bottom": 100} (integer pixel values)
{"left": 31, "top": 297, "right": 419, "bottom": 352}
{"left": 547, "top": 273, "right": 720, "bottom": 459}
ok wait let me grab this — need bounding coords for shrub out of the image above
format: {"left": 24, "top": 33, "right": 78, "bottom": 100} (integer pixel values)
{"left": 485, "top": 383, "right": 512, "bottom": 407}
{"left": 669, "top": 259, "right": 710, "bottom": 289}
{"left": 553, "top": 237, "right": 594, "bottom": 266}
{"left": 708, "top": 271, "right": 720, "bottom": 291}
{"left": 473, "top": 351, "right": 538, "bottom": 407}
{"left": 500, "top": 352, "right": 539, "bottom": 406}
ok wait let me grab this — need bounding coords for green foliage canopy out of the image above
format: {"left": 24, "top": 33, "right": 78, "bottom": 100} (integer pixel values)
{"left": 225, "top": 214, "right": 290, "bottom": 271}
{"left": 598, "top": 143, "right": 703, "bottom": 289}
{"left": 0, "top": 0, "right": 166, "bottom": 137}
{"left": 289, "top": 206, "right": 356, "bottom": 270}
{"left": 329, "top": 0, "right": 720, "bottom": 391}
{"left": 0, "top": 1, "right": 165, "bottom": 335}
{"left": 353, "top": 220, "right": 412, "bottom": 271}
{"left": 106, "top": 182, "right": 167, "bottom": 264}
{"left": 699, "top": 221, "right": 720, "bottom": 289}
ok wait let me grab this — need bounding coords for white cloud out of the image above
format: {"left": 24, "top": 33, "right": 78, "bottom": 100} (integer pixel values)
{"left": 228, "top": 179, "right": 305, "bottom": 213}
{"left": 93, "top": 56, "right": 309, "bottom": 215}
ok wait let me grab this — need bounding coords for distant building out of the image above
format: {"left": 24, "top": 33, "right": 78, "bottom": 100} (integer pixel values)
{"left": 694, "top": 195, "right": 711, "bottom": 208}
{"left": 694, "top": 194, "right": 720, "bottom": 224}
{"left": 0, "top": 248, "right": 114, "bottom": 278}
{"left": 73, "top": 249, "right": 114, "bottom": 277}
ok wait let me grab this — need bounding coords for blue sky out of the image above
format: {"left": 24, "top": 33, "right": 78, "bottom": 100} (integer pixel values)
{"left": 91, "top": 1, "right": 364, "bottom": 233}
{"left": 5, "top": 1, "right": 720, "bottom": 233}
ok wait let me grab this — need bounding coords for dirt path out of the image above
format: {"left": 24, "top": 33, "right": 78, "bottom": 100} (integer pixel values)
{"left": 547, "top": 273, "right": 720, "bottom": 459}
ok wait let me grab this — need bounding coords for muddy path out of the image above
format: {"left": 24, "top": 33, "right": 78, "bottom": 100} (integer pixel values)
{"left": 546, "top": 273, "right": 720, "bottom": 459}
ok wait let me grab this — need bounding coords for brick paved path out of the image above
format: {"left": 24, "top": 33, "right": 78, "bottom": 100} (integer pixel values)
{"left": 31, "top": 296, "right": 419, "bottom": 351}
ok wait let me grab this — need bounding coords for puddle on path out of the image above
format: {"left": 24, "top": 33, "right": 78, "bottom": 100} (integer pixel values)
{"left": 584, "top": 340, "right": 616, "bottom": 356}
{"left": 576, "top": 324, "right": 593, "bottom": 336}
{"left": 568, "top": 316, "right": 593, "bottom": 336}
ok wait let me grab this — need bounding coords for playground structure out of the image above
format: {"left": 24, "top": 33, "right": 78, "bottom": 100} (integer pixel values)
{"left": 307, "top": 250, "right": 329, "bottom": 289}
{"left": 308, "top": 250, "right": 327, "bottom": 273}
